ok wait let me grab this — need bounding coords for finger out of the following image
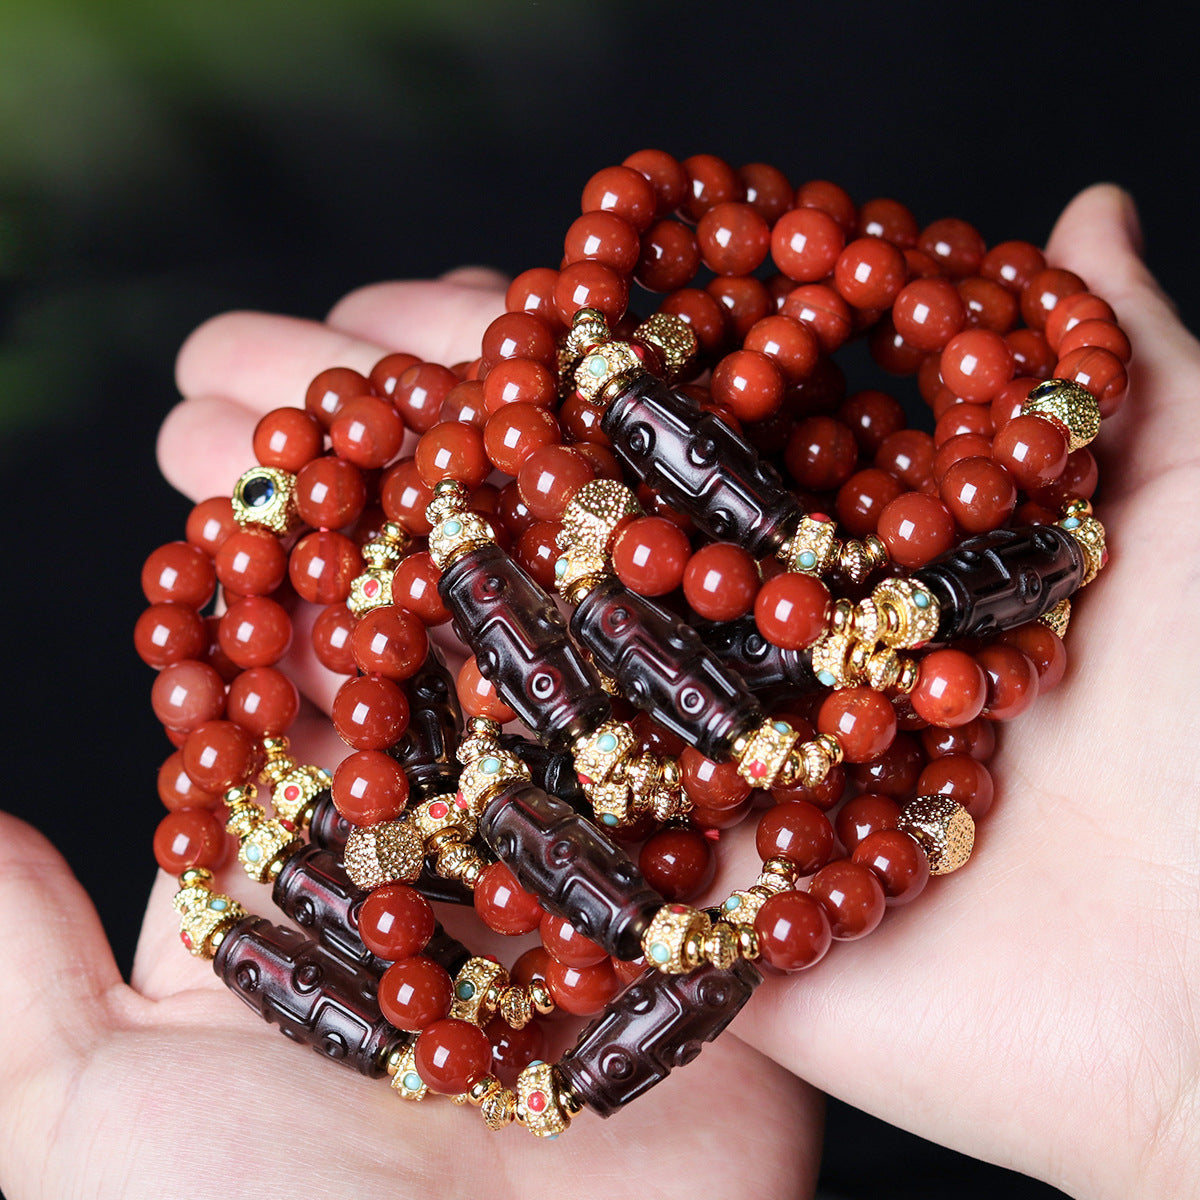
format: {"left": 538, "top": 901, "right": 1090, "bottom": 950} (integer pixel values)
{"left": 0, "top": 813, "right": 127, "bottom": 1102}
{"left": 157, "top": 394, "right": 259, "bottom": 501}
{"left": 1045, "top": 184, "right": 1200, "bottom": 491}
{"left": 438, "top": 265, "right": 511, "bottom": 291}
{"left": 325, "top": 280, "right": 504, "bottom": 364}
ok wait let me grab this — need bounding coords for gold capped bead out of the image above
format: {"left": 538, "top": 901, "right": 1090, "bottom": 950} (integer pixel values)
{"left": 456, "top": 748, "right": 530, "bottom": 816}
{"left": 554, "top": 544, "right": 610, "bottom": 603}
{"left": 173, "top": 879, "right": 245, "bottom": 959}
{"left": 389, "top": 1044, "right": 429, "bottom": 1102}
{"left": 870, "top": 576, "right": 941, "bottom": 649}
{"left": 343, "top": 820, "right": 424, "bottom": 890}
{"left": 810, "top": 628, "right": 858, "bottom": 689}
{"left": 719, "top": 889, "right": 767, "bottom": 928}
{"left": 779, "top": 514, "right": 839, "bottom": 575}
{"left": 450, "top": 958, "right": 508, "bottom": 1025}
{"left": 231, "top": 465, "right": 299, "bottom": 535}
{"left": 1058, "top": 509, "right": 1107, "bottom": 586}
{"left": 642, "top": 904, "right": 710, "bottom": 973}
{"left": 574, "top": 340, "right": 644, "bottom": 403}
{"left": 268, "top": 764, "right": 331, "bottom": 826}
{"left": 900, "top": 794, "right": 975, "bottom": 875}
{"left": 410, "top": 793, "right": 477, "bottom": 842}
{"left": 515, "top": 1062, "right": 574, "bottom": 1138}
{"left": 563, "top": 307, "right": 610, "bottom": 360}
{"left": 1022, "top": 378, "right": 1101, "bottom": 452}
{"left": 733, "top": 718, "right": 802, "bottom": 789}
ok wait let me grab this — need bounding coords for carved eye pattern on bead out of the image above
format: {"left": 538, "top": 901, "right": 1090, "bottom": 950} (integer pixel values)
{"left": 294, "top": 962, "right": 323, "bottom": 993}
{"left": 709, "top": 507, "right": 735, "bottom": 539}
{"left": 625, "top": 984, "right": 653, "bottom": 1013}
{"left": 673, "top": 1040, "right": 702, "bottom": 1067}
{"left": 1032, "top": 527, "right": 1060, "bottom": 553}
{"left": 601, "top": 1047, "right": 636, "bottom": 1080}
{"left": 293, "top": 898, "right": 315, "bottom": 927}
{"left": 235, "top": 963, "right": 259, "bottom": 992}
{"left": 529, "top": 670, "right": 560, "bottom": 702}
{"left": 688, "top": 435, "right": 718, "bottom": 468}
{"left": 697, "top": 976, "right": 732, "bottom": 1009}
{"left": 679, "top": 687, "right": 705, "bottom": 715}
{"left": 1017, "top": 568, "right": 1042, "bottom": 602}
{"left": 626, "top": 423, "right": 655, "bottom": 457}
{"left": 479, "top": 574, "right": 506, "bottom": 600}
{"left": 549, "top": 838, "right": 576, "bottom": 866}
{"left": 321, "top": 1030, "right": 349, "bottom": 1060}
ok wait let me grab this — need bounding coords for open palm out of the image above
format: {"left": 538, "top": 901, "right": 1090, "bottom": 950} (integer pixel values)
{"left": 0, "top": 184, "right": 1194, "bottom": 1200}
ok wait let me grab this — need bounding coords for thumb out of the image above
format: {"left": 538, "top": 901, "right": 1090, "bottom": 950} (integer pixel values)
{"left": 0, "top": 812, "right": 124, "bottom": 1123}
{"left": 1044, "top": 183, "right": 1200, "bottom": 489}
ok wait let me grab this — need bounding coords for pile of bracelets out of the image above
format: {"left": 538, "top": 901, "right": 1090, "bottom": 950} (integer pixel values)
{"left": 135, "top": 150, "right": 1120, "bottom": 1137}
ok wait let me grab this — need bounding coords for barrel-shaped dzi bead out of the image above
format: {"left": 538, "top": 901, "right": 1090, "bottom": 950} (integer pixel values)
{"left": 308, "top": 792, "right": 353, "bottom": 856}
{"left": 694, "top": 617, "right": 820, "bottom": 693}
{"left": 439, "top": 543, "right": 612, "bottom": 750}
{"left": 212, "top": 917, "right": 401, "bottom": 1076}
{"left": 557, "top": 960, "right": 762, "bottom": 1117}
{"left": 480, "top": 780, "right": 664, "bottom": 961}
{"left": 600, "top": 373, "right": 803, "bottom": 555}
{"left": 572, "top": 576, "right": 763, "bottom": 759}
{"left": 914, "top": 525, "right": 1086, "bottom": 643}
{"left": 272, "top": 845, "right": 387, "bottom": 973}
{"left": 385, "top": 647, "right": 463, "bottom": 799}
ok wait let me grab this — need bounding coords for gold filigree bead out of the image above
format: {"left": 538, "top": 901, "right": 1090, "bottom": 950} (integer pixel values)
{"left": 173, "top": 878, "right": 245, "bottom": 959}
{"left": 574, "top": 340, "right": 644, "bottom": 403}
{"left": 900, "top": 795, "right": 975, "bottom": 875}
{"left": 718, "top": 889, "right": 768, "bottom": 928}
{"left": 1058, "top": 509, "right": 1107, "bottom": 586}
{"left": 836, "top": 539, "right": 875, "bottom": 585}
{"left": 633, "top": 312, "right": 699, "bottom": 378}
{"left": 498, "top": 985, "right": 534, "bottom": 1030}
{"left": 733, "top": 718, "right": 802, "bottom": 789}
{"left": 759, "top": 857, "right": 801, "bottom": 887}
{"left": 433, "top": 839, "right": 486, "bottom": 886}
{"left": 642, "top": 903, "right": 710, "bottom": 973}
{"left": 870, "top": 577, "right": 941, "bottom": 649}
{"left": 573, "top": 720, "right": 637, "bottom": 789}
{"left": 515, "top": 1062, "right": 574, "bottom": 1138}
{"left": 481, "top": 1086, "right": 518, "bottom": 1130}
{"left": 559, "top": 478, "right": 641, "bottom": 556}
{"left": 224, "top": 789, "right": 302, "bottom": 882}
{"left": 451, "top": 958, "right": 508, "bottom": 1025}
{"left": 342, "top": 819, "right": 424, "bottom": 890}
{"left": 1038, "top": 597, "right": 1071, "bottom": 637}
{"left": 587, "top": 778, "right": 634, "bottom": 829}
{"left": 347, "top": 522, "right": 410, "bottom": 614}
{"left": 388, "top": 1044, "right": 429, "bottom": 1102}
{"left": 427, "top": 510, "right": 497, "bottom": 571}
{"left": 231, "top": 465, "right": 299, "bottom": 535}
{"left": 457, "top": 717, "right": 503, "bottom": 764}
{"left": 554, "top": 544, "right": 610, "bottom": 603}
{"left": 1022, "top": 378, "right": 1101, "bottom": 452}
{"left": 268, "top": 764, "right": 331, "bottom": 827}
{"left": 810, "top": 628, "right": 859, "bottom": 689}
{"left": 779, "top": 514, "right": 839, "bottom": 574}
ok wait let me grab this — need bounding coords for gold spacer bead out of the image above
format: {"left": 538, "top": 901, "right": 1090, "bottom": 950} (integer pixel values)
{"left": 529, "top": 979, "right": 555, "bottom": 1016}
{"left": 1022, "top": 378, "right": 1101, "bottom": 452}
{"left": 900, "top": 795, "right": 975, "bottom": 875}
{"left": 702, "top": 921, "right": 739, "bottom": 970}
{"left": 735, "top": 924, "right": 760, "bottom": 961}
{"left": 481, "top": 1087, "right": 517, "bottom": 1130}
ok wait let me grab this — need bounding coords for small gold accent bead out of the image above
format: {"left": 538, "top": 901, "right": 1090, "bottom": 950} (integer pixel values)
{"left": 456, "top": 748, "right": 530, "bottom": 816}
{"left": 870, "top": 577, "right": 941, "bottom": 649}
{"left": 733, "top": 718, "right": 802, "bottom": 789}
{"left": 1038, "top": 597, "right": 1071, "bottom": 637}
{"left": 231, "top": 465, "right": 299, "bottom": 535}
{"left": 529, "top": 979, "right": 556, "bottom": 1016}
{"left": 559, "top": 479, "right": 641, "bottom": 556}
{"left": 1058, "top": 509, "right": 1107, "bottom": 586}
{"left": 515, "top": 1062, "right": 573, "bottom": 1138}
{"left": 780, "top": 515, "right": 839, "bottom": 575}
{"left": 450, "top": 958, "right": 508, "bottom": 1025}
{"left": 642, "top": 904, "right": 711, "bottom": 974}
{"left": 498, "top": 985, "right": 534, "bottom": 1030}
{"left": 342, "top": 820, "right": 424, "bottom": 890}
{"left": 389, "top": 1044, "right": 429, "bottom": 1101}
{"left": 633, "top": 312, "right": 698, "bottom": 378}
{"left": 410, "top": 793, "right": 476, "bottom": 842}
{"left": 702, "top": 921, "right": 740, "bottom": 970}
{"left": 173, "top": 879, "right": 245, "bottom": 959}
{"left": 481, "top": 1086, "right": 518, "bottom": 1130}
{"left": 900, "top": 795, "right": 975, "bottom": 875}
{"left": 562, "top": 307, "right": 610, "bottom": 360}
{"left": 574, "top": 340, "right": 644, "bottom": 403}
{"left": 1022, "top": 378, "right": 1101, "bottom": 452}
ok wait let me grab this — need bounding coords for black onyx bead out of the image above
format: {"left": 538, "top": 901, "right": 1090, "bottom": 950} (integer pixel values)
{"left": 558, "top": 960, "right": 761, "bottom": 1117}
{"left": 601, "top": 373, "right": 802, "bottom": 556}
{"left": 914, "top": 524, "right": 1086, "bottom": 643}
{"left": 571, "top": 576, "right": 762, "bottom": 759}
{"left": 480, "top": 780, "right": 664, "bottom": 961}
{"left": 213, "top": 916, "right": 401, "bottom": 1076}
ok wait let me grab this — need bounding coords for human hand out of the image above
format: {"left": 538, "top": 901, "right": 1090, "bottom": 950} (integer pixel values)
{"left": 0, "top": 270, "right": 821, "bottom": 1200}
{"left": 730, "top": 185, "right": 1200, "bottom": 1199}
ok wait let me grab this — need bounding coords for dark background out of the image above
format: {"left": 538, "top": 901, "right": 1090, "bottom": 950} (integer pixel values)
{"left": 2, "top": 2, "right": 1194, "bottom": 1196}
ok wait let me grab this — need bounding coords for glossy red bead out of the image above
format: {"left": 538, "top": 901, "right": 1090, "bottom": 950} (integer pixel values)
{"left": 754, "top": 890, "right": 832, "bottom": 971}
{"left": 151, "top": 659, "right": 226, "bottom": 732}
{"left": 544, "top": 957, "right": 622, "bottom": 1016}
{"left": 697, "top": 201, "right": 771, "bottom": 276}
{"left": 225, "top": 666, "right": 299, "bottom": 737}
{"left": 809, "top": 859, "right": 886, "bottom": 940}
{"left": 754, "top": 572, "right": 831, "bottom": 650}
{"left": 157, "top": 750, "right": 221, "bottom": 811}
{"left": 834, "top": 793, "right": 901, "bottom": 854}
{"left": 186, "top": 497, "right": 237, "bottom": 558}
{"left": 357, "top": 883, "right": 435, "bottom": 961}
{"left": 134, "top": 603, "right": 207, "bottom": 669}
{"left": 682, "top": 542, "right": 760, "bottom": 621}
{"left": 304, "top": 367, "right": 369, "bottom": 429}
{"left": 540, "top": 912, "right": 608, "bottom": 968}
{"left": 976, "top": 644, "right": 1039, "bottom": 721}
{"left": 911, "top": 648, "right": 988, "bottom": 727}
{"left": 833, "top": 237, "right": 907, "bottom": 309}
{"left": 817, "top": 686, "right": 897, "bottom": 763}
{"left": 393, "top": 363, "right": 459, "bottom": 434}
{"left": 852, "top": 830, "right": 930, "bottom": 906}
{"left": 711, "top": 349, "right": 784, "bottom": 422}
{"left": 611, "top": 516, "right": 690, "bottom": 597}
{"left": 217, "top": 596, "right": 292, "bottom": 669}
{"left": 636, "top": 219, "right": 701, "bottom": 292}
{"left": 638, "top": 828, "right": 715, "bottom": 903}
{"left": 456, "top": 655, "right": 516, "bottom": 723}
{"left": 835, "top": 468, "right": 904, "bottom": 538}
{"left": 473, "top": 862, "right": 544, "bottom": 935}
{"left": 330, "top": 395, "right": 404, "bottom": 469}
{"left": 877, "top": 493, "right": 956, "bottom": 568}
{"left": 350, "top": 605, "right": 428, "bottom": 681}
{"left": 998, "top": 622, "right": 1067, "bottom": 692}
{"left": 181, "top": 719, "right": 259, "bottom": 792}
{"left": 332, "top": 749, "right": 410, "bottom": 825}
{"left": 380, "top": 957, "right": 453, "bottom": 1032}
{"left": 153, "top": 808, "right": 228, "bottom": 874}
{"left": 940, "top": 456, "right": 1016, "bottom": 534}
{"left": 142, "top": 541, "right": 217, "bottom": 608}
{"left": 918, "top": 218, "right": 986, "bottom": 278}
{"left": 756, "top": 801, "right": 835, "bottom": 874}
{"left": 892, "top": 278, "right": 966, "bottom": 352}
{"left": 415, "top": 1018, "right": 493, "bottom": 1094}
{"left": 331, "top": 675, "right": 410, "bottom": 750}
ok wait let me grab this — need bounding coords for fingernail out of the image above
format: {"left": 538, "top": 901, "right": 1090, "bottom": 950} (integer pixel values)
{"left": 1118, "top": 188, "right": 1145, "bottom": 257}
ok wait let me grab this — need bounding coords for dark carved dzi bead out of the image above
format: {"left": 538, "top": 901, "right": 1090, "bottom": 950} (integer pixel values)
{"left": 385, "top": 646, "right": 462, "bottom": 800}
{"left": 915, "top": 524, "right": 1086, "bottom": 643}
{"left": 572, "top": 576, "right": 763, "bottom": 759}
{"left": 272, "top": 845, "right": 388, "bottom": 973}
{"left": 480, "top": 780, "right": 663, "bottom": 961}
{"left": 697, "top": 616, "right": 820, "bottom": 694}
{"left": 308, "top": 792, "right": 352, "bottom": 857}
{"left": 601, "top": 374, "right": 802, "bottom": 556}
{"left": 213, "top": 916, "right": 401, "bottom": 1076}
{"left": 439, "top": 544, "right": 612, "bottom": 749}
{"left": 502, "top": 735, "right": 590, "bottom": 814}
{"left": 558, "top": 960, "right": 762, "bottom": 1117}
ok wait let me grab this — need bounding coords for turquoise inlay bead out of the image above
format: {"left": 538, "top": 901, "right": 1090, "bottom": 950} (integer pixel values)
{"left": 555, "top": 556, "right": 567, "bottom": 577}
{"left": 597, "top": 732, "right": 618, "bottom": 753}
{"left": 1062, "top": 516, "right": 1080, "bottom": 529}
{"left": 817, "top": 669, "right": 836, "bottom": 687}
{"left": 649, "top": 942, "right": 670, "bottom": 964}
{"left": 600, "top": 813, "right": 618, "bottom": 826}
{"left": 724, "top": 895, "right": 742, "bottom": 912}
{"left": 245, "top": 844, "right": 262, "bottom": 862}
{"left": 913, "top": 590, "right": 929, "bottom": 608}
{"left": 443, "top": 519, "right": 462, "bottom": 536}
{"left": 587, "top": 355, "right": 607, "bottom": 376}
{"left": 798, "top": 550, "right": 817, "bottom": 569}
{"left": 481, "top": 756, "right": 500, "bottom": 774}
{"left": 773, "top": 721, "right": 790, "bottom": 734}
{"left": 403, "top": 1072, "right": 423, "bottom": 1091}
{"left": 208, "top": 898, "right": 228, "bottom": 911}
{"left": 456, "top": 981, "right": 476, "bottom": 1000}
